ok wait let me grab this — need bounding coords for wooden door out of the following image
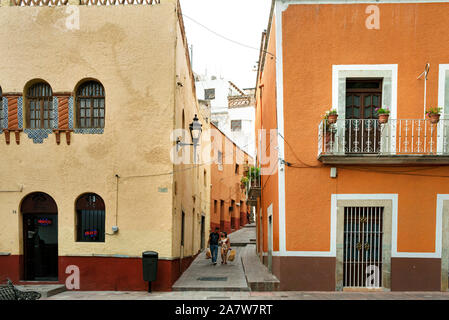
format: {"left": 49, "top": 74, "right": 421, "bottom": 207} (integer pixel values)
{"left": 345, "top": 80, "right": 383, "bottom": 153}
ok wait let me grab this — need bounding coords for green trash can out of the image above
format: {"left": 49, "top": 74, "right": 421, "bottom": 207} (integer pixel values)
{"left": 142, "top": 251, "right": 158, "bottom": 292}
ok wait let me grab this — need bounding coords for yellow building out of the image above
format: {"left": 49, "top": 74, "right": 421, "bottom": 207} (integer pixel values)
{"left": 0, "top": 0, "right": 210, "bottom": 291}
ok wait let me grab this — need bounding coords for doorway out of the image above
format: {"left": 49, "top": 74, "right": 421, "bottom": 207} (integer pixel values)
{"left": 200, "top": 215, "right": 205, "bottom": 250}
{"left": 21, "top": 192, "right": 58, "bottom": 281}
{"left": 267, "top": 204, "right": 273, "bottom": 273}
{"left": 343, "top": 207, "right": 383, "bottom": 288}
{"left": 345, "top": 79, "right": 383, "bottom": 153}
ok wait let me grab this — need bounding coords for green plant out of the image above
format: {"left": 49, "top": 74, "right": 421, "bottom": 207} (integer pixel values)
{"left": 426, "top": 107, "right": 442, "bottom": 117}
{"left": 247, "top": 166, "right": 261, "bottom": 180}
{"left": 323, "top": 109, "right": 338, "bottom": 120}
{"left": 375, "top": 107, "right": 390, "bottom": 115}
{"left": 240, "top": 176, "right": 249, "bottom": 184}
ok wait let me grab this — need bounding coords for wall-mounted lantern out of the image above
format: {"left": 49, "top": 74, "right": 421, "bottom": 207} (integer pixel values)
{"left": 176, "top": 114, "right": 203, "bottom": 163}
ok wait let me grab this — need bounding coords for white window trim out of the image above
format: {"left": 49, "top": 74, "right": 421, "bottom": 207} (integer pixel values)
{"left": 332, "top": 64, "right": 398, "bottom": 154}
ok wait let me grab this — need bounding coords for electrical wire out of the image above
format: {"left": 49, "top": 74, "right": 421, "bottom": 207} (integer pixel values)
{"left": 182, "top": 13, "right": 276, "bottom": 60}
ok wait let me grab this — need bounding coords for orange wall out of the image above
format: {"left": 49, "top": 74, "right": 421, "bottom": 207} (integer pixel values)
{"left": 256, "top": 15, "right": 279, "bottom": 253}
{"left": 279, "top": 3, "right": 449, "bottom": 253}
{"left": 210, "top": 124, "right": 252, "bottom": 234}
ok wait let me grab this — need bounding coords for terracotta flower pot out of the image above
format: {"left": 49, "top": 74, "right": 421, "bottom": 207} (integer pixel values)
{"left": 378, "top": 114, "right": 389, "bottom": 124}
{"left": 327, "top": 114, "right": 338, "bottom": 124}
{"left": 429, "top": 113, "right": 440, "bottom": 124}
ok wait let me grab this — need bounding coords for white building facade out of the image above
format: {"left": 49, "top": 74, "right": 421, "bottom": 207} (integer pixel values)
{"left": 195, "top": 74, "right": 256, "bottom": 158}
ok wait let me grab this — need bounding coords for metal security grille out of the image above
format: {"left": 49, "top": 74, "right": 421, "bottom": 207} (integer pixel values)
{"left": 343, "top": 207, "right": 383, "bottom": 288}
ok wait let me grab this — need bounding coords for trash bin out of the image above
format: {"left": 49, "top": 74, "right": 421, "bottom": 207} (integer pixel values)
{"left": 142, "top": 251, "right": 158, "bottom": 292}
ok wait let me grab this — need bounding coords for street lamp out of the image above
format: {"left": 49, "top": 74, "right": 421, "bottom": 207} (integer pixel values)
{"left": 177, "top": 114, "right": 203, "bottom": 163}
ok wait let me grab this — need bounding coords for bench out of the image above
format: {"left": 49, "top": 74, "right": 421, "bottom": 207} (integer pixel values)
{"left": 0, "top": 279, "right": 41, "bottom": 300}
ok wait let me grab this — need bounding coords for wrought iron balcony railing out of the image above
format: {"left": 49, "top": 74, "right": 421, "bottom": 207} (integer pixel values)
{"left": 318, "top": 118, "right": 449, "bottom": 161}
{"left": 245, "top": 171, "right": 260, "bottom": 207}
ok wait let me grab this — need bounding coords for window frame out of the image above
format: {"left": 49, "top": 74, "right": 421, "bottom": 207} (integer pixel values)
{"left": 26, "top": 82, "right": 53, "bottom": 129}
{"left": 76, "top": 80, "right": 105, "bottom": 129}
{"left": 204, "top": 88, "right": 216, "bottom": 100}
{"left": 231, "top": 120, "right": 242, "bottom": 132}
{"left": 75, "top": 193, "right": 106, "bottom": 243}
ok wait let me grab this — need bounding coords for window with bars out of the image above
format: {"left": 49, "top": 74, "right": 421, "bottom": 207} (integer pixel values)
{"left": 204, "top": 88, "right": 215, "bottom": 100}
{"left": 76, "top": 193, "right": 105, "bottom": 242}
{"left": 77, "top": 81, "right": 105, "bottom": 129}
{"left": 231, "top": 120, "right": 242, "bottom": 132}
{"left": 27, "top": 82, "right": 53, "bottom": 129}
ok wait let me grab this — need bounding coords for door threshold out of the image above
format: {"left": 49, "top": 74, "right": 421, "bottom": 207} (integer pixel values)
{"left": 19, "top": 280, "right": 60, "bottom": 284}
{"left": 343, "top": 287, "right": 387, "bottom": 292}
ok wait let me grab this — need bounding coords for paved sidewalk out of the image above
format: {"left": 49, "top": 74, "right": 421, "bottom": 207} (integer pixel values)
{"left": 45, "top": 290, "right": 449, "bottom": 300}
{"left": 229, "top": 223, "right": 256, "bottom": 246}
{"left": 172, "top": 247, "right": 249, "bottom": 291}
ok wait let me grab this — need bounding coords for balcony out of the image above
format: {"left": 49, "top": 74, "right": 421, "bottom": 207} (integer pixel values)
{"left": 245, "top": 168, "right": 261, "bottom": 207}
{"left": 318, "top": 119, "right": 449, "bottom": 164}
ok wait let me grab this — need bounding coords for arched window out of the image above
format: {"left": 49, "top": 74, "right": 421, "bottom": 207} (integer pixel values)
{"left": 76, "top": 81, "right": 105, "bottom": 129}
{"left": 76, "top": 193, "right": 105, "bottom": 242}
{"left": 27, "top": 82, "right": 53, "bottom": 129}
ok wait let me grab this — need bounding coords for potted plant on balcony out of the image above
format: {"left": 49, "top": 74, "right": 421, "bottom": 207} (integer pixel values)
{"left": 324, "top": 109, "right": 338, "bottom": 125}
{"left": 426, "top": 107, "right": 442, "bottom": 124}
{"left": 240, "top": 176, "right": 248, "bottom": 190}
{"left": 375, "top": 107, "right": 390, "bottom": 124}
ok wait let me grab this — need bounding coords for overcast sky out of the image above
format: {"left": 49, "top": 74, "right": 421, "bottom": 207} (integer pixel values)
{"left": 180, "top": 0, "right": 272, "bottom": 89}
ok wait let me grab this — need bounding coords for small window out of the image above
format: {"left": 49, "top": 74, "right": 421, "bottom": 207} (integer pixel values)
{"left": 235, "top": 164, "right": 239, "bottom": 174}
{"left": 214, "top": 200, "right": 217, "bottom": 214}
{"left": 76, "top": 193, "right": 105, "bottom": 242}
{"left": 204, "top": 88, "right": 215, "bottom": 100}
{"left": 204, "top": 169, "right": 207, "bottom": 186}
{"left": 218, "top": 151, "right": 223, "bottom": 165}
{"left": 27, "top": 82, "right": 53, "bottom": 129}
{"left": 231, "top": 120, "right": 242, "bottom": 132}
{"left": 77, "top": 80, "right": 105, "bottom": 129}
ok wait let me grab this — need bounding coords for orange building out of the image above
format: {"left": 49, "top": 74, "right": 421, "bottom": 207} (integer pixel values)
{"left": 210, "top": 124, "right": 253, "bottom": 235}
{"left": 255, "top": 0, "right": 449, "bottom": 292}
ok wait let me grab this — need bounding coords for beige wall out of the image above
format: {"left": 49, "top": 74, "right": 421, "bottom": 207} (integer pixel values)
{"left": 172, "top": 4, "right": 211, "bottom": 259}
{"left": 0, "top": 1, "right": 208, "bottom": 260}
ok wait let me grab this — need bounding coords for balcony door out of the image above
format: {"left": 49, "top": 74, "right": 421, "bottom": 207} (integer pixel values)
{"left": 345, "top": 79, "right": 382, "bottom": 153}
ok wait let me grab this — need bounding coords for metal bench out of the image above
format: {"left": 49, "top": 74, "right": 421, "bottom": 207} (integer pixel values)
{"left": 0, "top": 279, "right": 41, "bottom": 300}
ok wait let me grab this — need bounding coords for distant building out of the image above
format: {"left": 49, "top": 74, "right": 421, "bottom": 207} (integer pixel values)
{"left": 210, "top": 123, "right": 253, "bottom": 235}
{"left": 195, "top": 73, "right": 256, "bottom": 158}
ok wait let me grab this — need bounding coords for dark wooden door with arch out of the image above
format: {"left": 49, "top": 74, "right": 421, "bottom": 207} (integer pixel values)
{"left": 21, "top": 192, "right": 58, "bottom": 281}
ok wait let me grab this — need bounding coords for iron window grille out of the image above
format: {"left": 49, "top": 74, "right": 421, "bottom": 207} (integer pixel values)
{"left": 76, "top": 193, "right": 105, "bottom": 242}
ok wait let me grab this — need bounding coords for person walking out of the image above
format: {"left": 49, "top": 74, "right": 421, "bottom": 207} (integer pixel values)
{"left": 207, "top": 227, "right": 220, "bottom": 265}
{"left": 219, "top": 232, "right": 231, "bottom": 265}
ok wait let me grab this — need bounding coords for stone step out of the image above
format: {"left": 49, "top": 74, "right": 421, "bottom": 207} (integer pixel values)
{"left": 240, "top": 245, "right": 280, "bottom": 292}
{"left": 15, "top": 284, "right": 66, "bottom": 298}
